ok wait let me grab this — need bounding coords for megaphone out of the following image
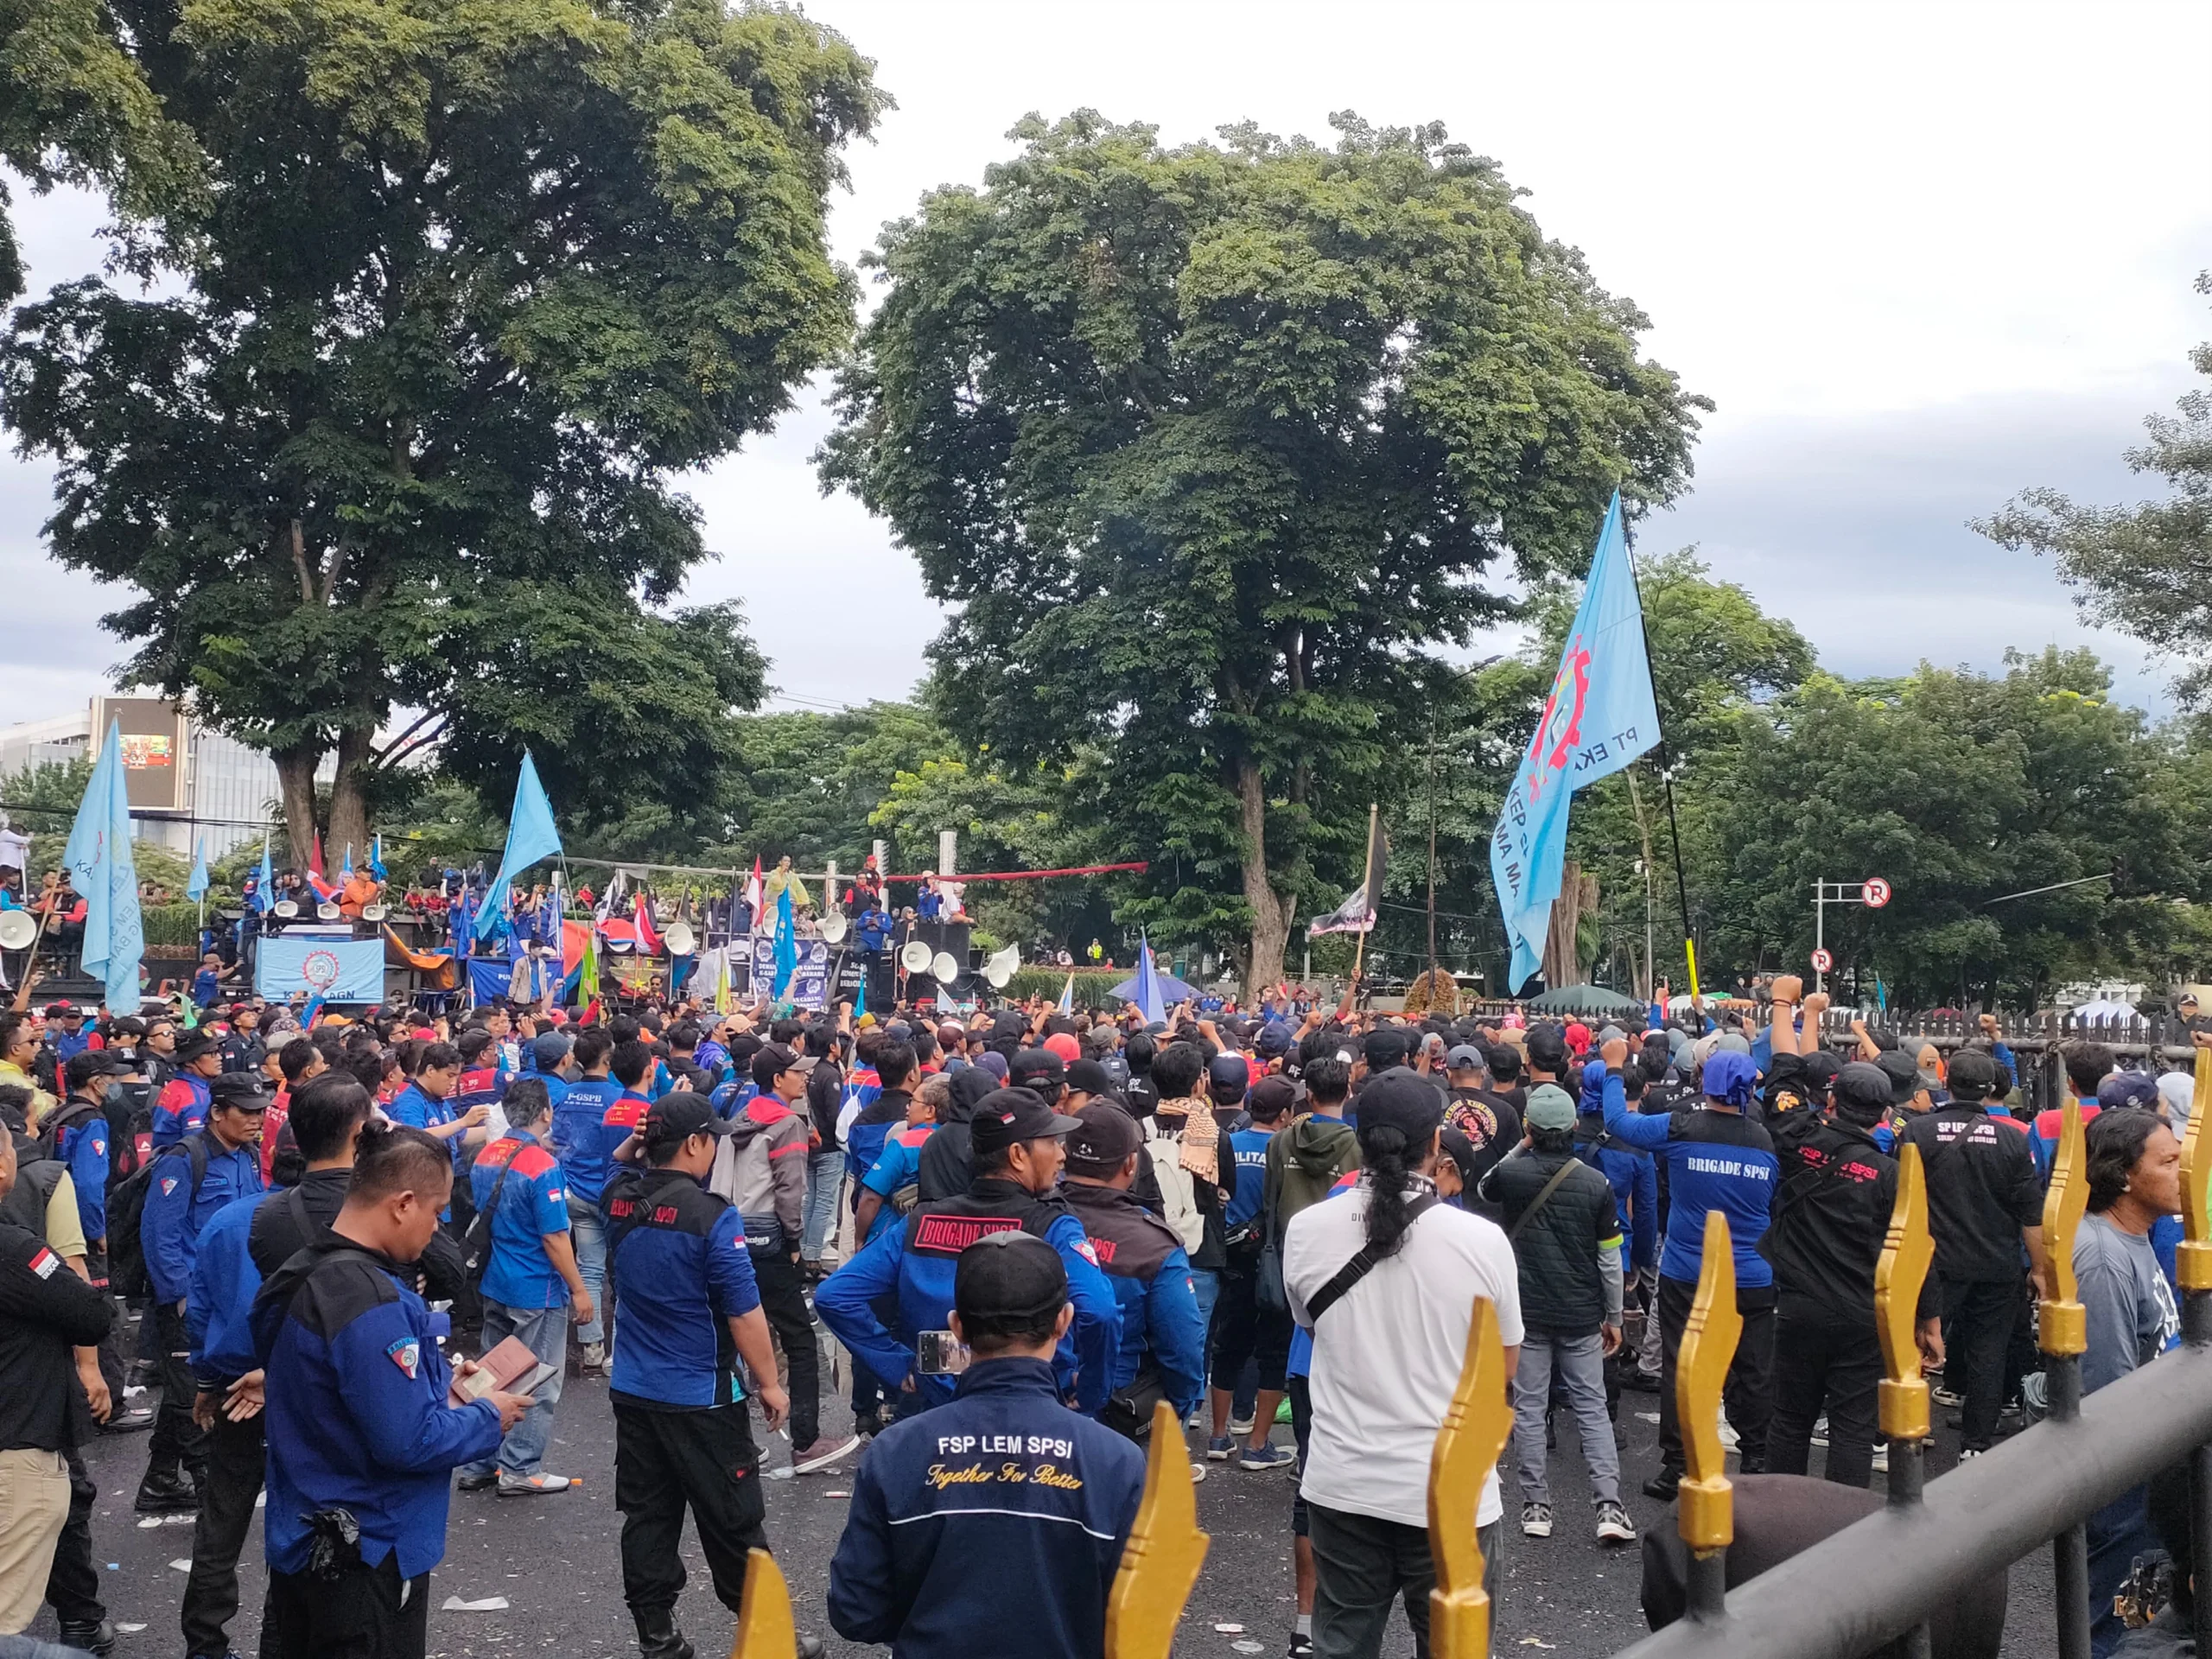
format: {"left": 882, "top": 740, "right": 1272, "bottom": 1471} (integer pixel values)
{"left": 818, "top": 911, "right": 849, "bottom": 944}
{"left": 899, "top": 939, "right": 934, "bottom": 974}
{"left": 664, "top": 921, "right": 696, "bottom": 957}
{"left": 0, "top": 910, "right": 35, "bottom": 950}
{"left": 359, "top": 903, "right": 388, "bottom": 923}
{"left": 272, "top": 899, "right": 298, "bottom": 918}
{"left": 982, "top": 943, "right": 1020, "bottom": 989}
{"left": 316, "top": 902, "right": 342, "bottom": 921}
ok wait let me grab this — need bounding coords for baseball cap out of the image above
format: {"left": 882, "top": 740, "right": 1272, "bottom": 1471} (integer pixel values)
{"left": 1487, "top": 1046, "right": 1522, "bottom": 1084}
{"left": 46, "top": 1001, "right": 82, "bottom": 1020}
{"left": 531, "top": 1032, "right": 573, "bottom": 1071}
{"left": 1249, "top": 1075, "right": 1299, "bottom": 1120}
{"left": 1946, "top": 1049, "right": 1999, "bottom": 1103}
{"left": 2098, "top": 1071, "right": 2161, "bottom": 1112}
{"left": 1065, "top": 1058, "right": 1113, "bottom": 1098}
{"left": 1207, "top": 1053, "right": 1250, "bottom": 1097}
{"left": 976, "top": 1051, "right": 1010, "bottom": 1083}
{"left": 1354, "top": 1069, "right": 1446, "bottom": 1144}
{"left": 1524, "top": 1083, "right": 1578, "bottom": 1132}
{"left": 643, "top": 1093, "right": 736, "bottom": 1146}
{"left": 1065, "top": 1101, "right": 1144, "bottom": 1174}
{"left": 64, "top": 1051, "right": 128, "bottom": 1090}
{"left": 1445, "top": 1043, "right": 1487, "bottom": 1072}
{"left": 1009, "top": 1048, "right": 1066, "bottom": 1091}
{"left": 1874, "top": 1050, "right": 1923, "bottom": 1105}
{"left": 954, "top": 1230, "right": 1068, "bottom": 1327}
{"left": 967, "top": 1087, "right": 1084, "bottom": 1156}
{"left": 1525, "top": 1025, "right": 1568, "bottom": 1073}
{"left": 1834, "top": 1062, "right": 1895, "bottom": 1116}
{"left": 1438, "top": 1125, "right": 1481, "bottom": 1192}
{"left": 1042, "top": 1033, "right": 1082, "bottom": 1065}
{"left": 1255, "top": 1024, "right": 1293, "bottom": 1058}
{"left": 208, "top": 1072, "right": 270, "bottom": 1111}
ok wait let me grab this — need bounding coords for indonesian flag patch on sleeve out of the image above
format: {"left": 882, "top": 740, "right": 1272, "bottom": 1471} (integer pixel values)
{"left": 385, "top": 1337, "right": 422, "bottom": 1379}
{"left": 29, "top": 1247, "right": 60, "bottom": 1279}
{"left": 160, "top": 1176, "right": 180, "bottom": 1197}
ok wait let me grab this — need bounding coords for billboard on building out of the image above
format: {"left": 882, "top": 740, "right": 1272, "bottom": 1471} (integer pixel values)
{"left": 90, "top": 698, "right": 189, "bottom": 812}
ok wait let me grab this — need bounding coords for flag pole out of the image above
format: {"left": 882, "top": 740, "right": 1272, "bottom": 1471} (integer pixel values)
{"left": 1621, "top": 515, "right": 1700, "bottom": 1005}
{"left": 1348, "top": 801, "right": 1380, "bottom": 988}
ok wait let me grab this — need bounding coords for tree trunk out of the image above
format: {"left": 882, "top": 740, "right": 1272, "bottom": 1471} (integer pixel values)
{"left": 1236, "top": 757, "right": 1294, "bottom": 999}
{"left": 327, "top": 726, "right": 374, "bottom": 869}
{"left": 271, "top": 745, "right": 323, "bottom": 868}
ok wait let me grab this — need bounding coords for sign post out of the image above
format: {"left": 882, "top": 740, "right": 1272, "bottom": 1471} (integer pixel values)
{"left": 1810, "top": 878, "right": 1892, "bottom": 994}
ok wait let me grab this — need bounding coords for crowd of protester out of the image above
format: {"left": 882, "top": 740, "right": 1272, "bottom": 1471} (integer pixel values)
{"left": 0, "top": 963, "right": 2204, "bottom": 1659}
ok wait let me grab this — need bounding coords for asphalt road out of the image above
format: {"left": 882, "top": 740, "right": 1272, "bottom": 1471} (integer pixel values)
{"left": 35, "top": 1318, "right": 2065, "bottom": 1659}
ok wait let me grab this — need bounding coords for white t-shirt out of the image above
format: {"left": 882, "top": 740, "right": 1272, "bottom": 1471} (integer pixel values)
{"left": 1284, "top": 1182, "right": 1524, "bottom": 1529}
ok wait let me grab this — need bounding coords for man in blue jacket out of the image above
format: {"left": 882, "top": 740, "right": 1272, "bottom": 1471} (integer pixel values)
{"left": 1576, "top": 1052, "right": 1659, "bottom": 1397}
{"left": 251, "top": 1122, "right": 527, "bottom": 1658}
{"left": 1057, "top": 1101, "right": 1207, "bottom": 1443}
{"left": 817, "top": 1087, "right": 1121, "bottom": 1416}
{"left": 137, "top": 1072, "right": 265, "bottom": 1516}
{"left": 1598, "top": 1037, "right": 1778, "bottom": 1497}
{"left": 547, "top": 1027, "right": 620, "bottom": 1373}
{"left": 828, "top": 1230, "right": 1147, "bottom": 1659}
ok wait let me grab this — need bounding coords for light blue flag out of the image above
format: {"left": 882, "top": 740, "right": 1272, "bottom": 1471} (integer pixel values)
{"left": 187, "top": 835, "right": 209, "bottom": 904}
{"left": 476, "top": 751, "right": 563, "bottom": 944}
{"left": 1058, "top": 972, "right": 1075, "bottom": 1015}
{"left": 772, "top": 887, "right": 798, "bottom": 997}
{"left": 341, "top": 842, "right": 353, "bottom": 880}
{"left": 1489, "top": 493, "right": 1661, "bottom": 991}
{"left": 368, "top": 834, "right": 387, "bottom": 881}
{"left": 255, "top": 834, "right": 275, "bottom": 914}
{"left": 63, "top": 721, "right": 144, "bottom": 1012}
{"left": 1135, "top": 933, "right": 1167, "bottom": 1025}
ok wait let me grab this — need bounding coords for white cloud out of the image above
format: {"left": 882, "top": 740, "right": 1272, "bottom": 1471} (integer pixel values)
{"left": 3, "top": 0, "right": 2208, "bottom": 725}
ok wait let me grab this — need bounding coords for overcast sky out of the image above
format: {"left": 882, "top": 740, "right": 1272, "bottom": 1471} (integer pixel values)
{"left": 4, "top": 0, "right": 2207, "bottom": 727}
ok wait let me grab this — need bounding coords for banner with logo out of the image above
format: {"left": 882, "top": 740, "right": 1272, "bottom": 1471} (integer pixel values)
{"left": 256, "top": 936, "right": 385, "bottom": 1003}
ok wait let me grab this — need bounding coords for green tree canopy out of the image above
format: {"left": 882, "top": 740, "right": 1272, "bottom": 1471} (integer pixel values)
{"left": 1, "top": 0, "right": 884, "bottom": 867}
{"left": 1978, "top": 272, "right": 2212, "bottom": 704}
{"left": 820, "top": 111, "right": 1709, "bottom": 993}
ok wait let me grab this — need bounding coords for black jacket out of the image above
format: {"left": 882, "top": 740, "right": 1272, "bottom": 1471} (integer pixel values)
{"left": 1898, "top": 1106, "right": 2044, "bottom": 1284}
{"left": 248, "top": 1167, "right": 466, "bottom": 1302}
{"left": 0, "top": 1217, "right": 112, "bottom": 1451}
{"left": 1479, "top": 1147, "right": 1618, "bottom": 1335}
{"left": 1767, "top": 1111, "right": 1937, "bottom": 1326}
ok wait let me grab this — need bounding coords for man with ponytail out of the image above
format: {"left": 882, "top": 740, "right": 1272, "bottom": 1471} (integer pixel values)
{"left": 1282, "top": 1069, "right": 1522, "bottom": 1659}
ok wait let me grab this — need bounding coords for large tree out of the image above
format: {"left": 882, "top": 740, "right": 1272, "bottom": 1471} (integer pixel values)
{"left": 1978, "top": 272, "right": 2212, "bottom": 704}
{"left": 1, "top": 0, "right": 883, "bottom": 865}
{"left": 820, "top": 111, "right": 1708, "bottom": 992}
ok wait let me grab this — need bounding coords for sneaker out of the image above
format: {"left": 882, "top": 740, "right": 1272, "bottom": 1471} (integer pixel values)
{"left": 1207, "top": 1434, "right": 1236, "bottom": 1461}
{"left": 100, "top": 1403, "right": 156, "bottom": 1433}
{"left": 791, "top": 1433, "right": 861, "bottom": 1476}
{"left": 1521, "top": 1501, "right": 1554, "bottom": 1538}
{"left": 456, "top": 1469, "right": 499, "bottom": 1492}
{"left": 497, "top": 1472, "right": 572, "bottom": 1496}
{"left": 1716, "top": 1413, "right": 1739, "bottom": 1451}
{"left": 1643, "top": 1468, "right": 1681, "bottom": 1502}
{"left": 1229, "top": 1413, "right": 1257, "bottom": 1435}
{"left": 1809, "top": 1414, "right": 1829, "bottom": 1448}
{"left": 854, "top": 1410, "right": 887, "bottom": 1441}
{"left": 1621, "top": 1369, "right": 1661, "bottom": 1394}
{"left": 1870, "top": 1442, "right": 1889, "bottom": 1474}
{"left": 1239, "top": 1442, "right": 1296, "bottom": 1471}
{"left": 1189, "top": 1462, "right": 1207, "bottom": 1484}
{"left": 1287, "top": 1636, "right": 1314, "bottom": 1659}
{"left": 1595, "top": 1500, "right": 1637, "bottom": 1543}
{"left": 1931, "top": 1382, "right": 1963, "bottom": 1408}
{"left": 579, "top": 1341, "right": 608, "bottom": 1375}
{"left": 1956, "top": 1447, "right": 1985, "bottom": 1463}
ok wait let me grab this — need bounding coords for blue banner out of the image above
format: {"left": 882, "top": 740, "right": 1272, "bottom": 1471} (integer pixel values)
{"left": 256, "top": 936, "right": 385, "bottom": 1003}
{"left": 1490, "top": 493, "right": 1662, "bottom": 991}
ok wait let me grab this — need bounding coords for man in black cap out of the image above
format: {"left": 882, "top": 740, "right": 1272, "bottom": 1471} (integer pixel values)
{"left": 1765, "top": 1062, "right": 1942, "bottom": 1488}
{"left": 827, "top": 1230, "right": 1147, "bottom": 1659}
{"left": 1898, "top": 1046, "right": 2045, "bottom": 1459}
{"left": 601, "top": 1090, "right": 807, "bottom": 1659}
{"left": 153, "top": 1033, "right": 225, "bottom": 1147}
{"left": 1008, "top": 1046, "right": 1068, "bottom": 1108}
{"left": 1058, "top": 1102, "right": 1207, "bottom": 1442}
{"left": 1442, "top": 1043, "right": 1521, "bottom": 1192}
{"left": 817, "top": 1088, "right": 1122, "bottom": 1416}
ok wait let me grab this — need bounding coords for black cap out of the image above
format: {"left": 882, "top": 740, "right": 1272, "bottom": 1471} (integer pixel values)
{"left": 643, "top": 1093, "right": 736, "bottom": 1146}
{"left": 1207, "top": 1052, "right": 1250, "bottom": 1097}
{"left": 1525, "top": 1026, "right": 1568, "bottom": 1072}
{"left": 954, "top": 1230, "right": 1068, "bottom": 1326}
{"left": 1355, "top": 1069, "right": 1446, "bottom": 1143}
{"left": 1249, "top": 1075, "right": 1300, "bottom": 1121}
{"left": 1065, "top": 1058, "right": 1113, "bottom": 1097}
{"left": 1874, "top": 1050, "right": 1922, "bottom": 1105}
{"left": 1008, "top": 1048, "right": 1066, "bottom": 1090}
{"left": 968, "top": 1087, "right": 1083, "bottom": 1156}
{"left": 64, "top": 1051, "right": 128, "bottom": 1090}
{"left": 175, "top": 1033, "right": 219, "bottom": 1065}
{"left": 1834, "top": 1062, "right": 1895, "bottom": 1116}
{"left": 1948, "top": 1049, "right": 1999, "bottom": 1103}
{"left": 208, "top": 1072, "right": 270, "bottom": 1111}
{"left": 1065, "top": 1101, "right": 1143, "bottom": 1174}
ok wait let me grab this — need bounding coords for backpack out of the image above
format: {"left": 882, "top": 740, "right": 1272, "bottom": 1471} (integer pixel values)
{"left": 108, "top": 1134, "right": 211, "bottom": 1300}
{"left": 35, "top": 1098, "right": 102, "bottom": 1166}
{"left": 460, "top": 1141, "right": 529, "bottom": 1288}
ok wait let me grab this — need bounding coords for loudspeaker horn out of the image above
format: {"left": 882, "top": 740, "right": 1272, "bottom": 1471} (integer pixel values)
{"left": 931, "top": 950, "right": 959, "bottom": 984}
{"left": 982, "top": 943, "right": 1020, "bottom": 989}
{"left": 0, "top": 910, "right": 35, "bottom": 950}
{"left": 272, "top": 899, "right": 298, "bottom": 918}
{"left": 899, "top": 939, "right": 934, "bottom": 973}
{"left": 664, "top": 921, "right": 696, "bottom": 957}
{"left": 818, "top": 910, "right": 849, "bottom": 944}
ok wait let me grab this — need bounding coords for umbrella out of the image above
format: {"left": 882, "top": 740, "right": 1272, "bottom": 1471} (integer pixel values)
{"left": 1525, "top": 984, "right": 1648, "bottom": 1017}
{"left": 1109, "top": 969, "right": 1201, "bottom": 1006}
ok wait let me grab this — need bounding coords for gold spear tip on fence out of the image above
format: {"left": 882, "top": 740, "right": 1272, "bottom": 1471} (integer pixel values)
{"left": 730, "top": 1548, "right": 795, "bottom": 1659}
{"left": 2041, "top": 1090, "right": 2088, "bottom": 1357}
{"left": 1677, "top": 1212, "right": 1741, "bottom": 1554}
{"left": 1876, "top": 1141, "right": 1935, "bottom": 1441}
{"left": 2178, "top": 1044, "right": 2212, "bottom": 1292}
{"left": 1104, "top": 1402, "right": 1210, "bottom": 1659}
{"left": 1427, "top": 1296, "right": 1513, "bottom": 1659}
